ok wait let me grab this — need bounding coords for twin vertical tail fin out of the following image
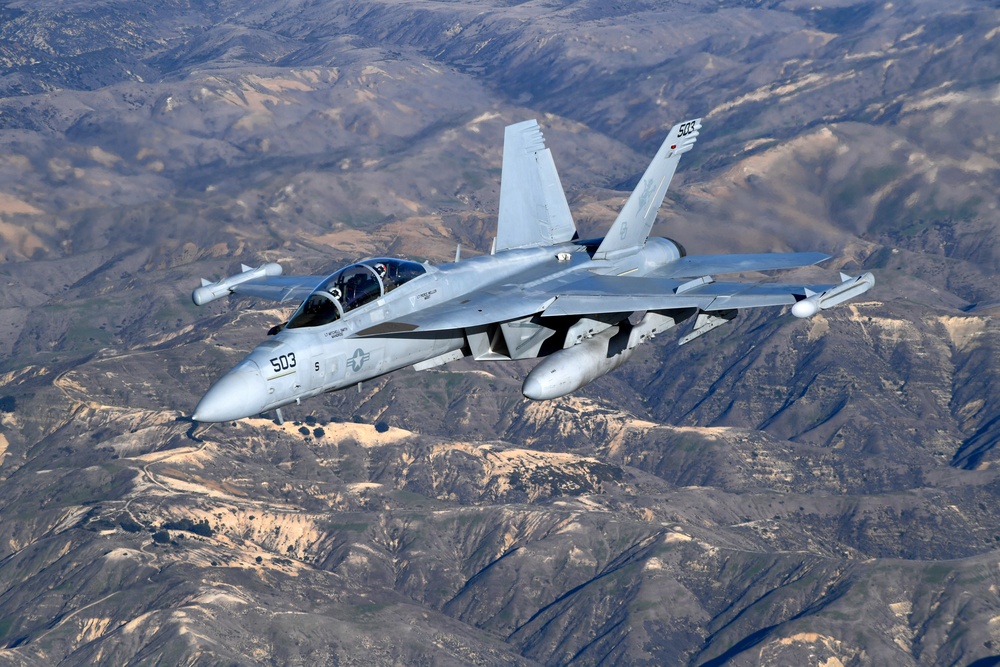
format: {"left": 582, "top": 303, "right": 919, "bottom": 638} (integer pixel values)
{"left": 494, "top": 119, "right": 578, "bottom": 252}
{"left": 594, "top": 118, "right": 701, "bottom": 259}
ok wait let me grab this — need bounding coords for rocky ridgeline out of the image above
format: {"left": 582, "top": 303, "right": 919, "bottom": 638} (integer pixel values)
{"left": 3, "top": 340, "right": 1000, "bottom": 664}
{"left": 2, "top": 0, "right": 1000, "bottom": 664}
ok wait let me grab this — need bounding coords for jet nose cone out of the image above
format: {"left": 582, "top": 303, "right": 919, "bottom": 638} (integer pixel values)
{"left": 193, "top": 362, "right": 267, "bottom": 423}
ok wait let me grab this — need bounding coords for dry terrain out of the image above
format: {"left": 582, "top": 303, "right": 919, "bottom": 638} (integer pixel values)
{"left": 2, "top": 1, "right": 1000, "bottom": 665}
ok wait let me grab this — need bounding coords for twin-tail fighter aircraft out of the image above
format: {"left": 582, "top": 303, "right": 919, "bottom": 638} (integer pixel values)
{"left": 191, "top": 118, "right": 874, "bottom": 423}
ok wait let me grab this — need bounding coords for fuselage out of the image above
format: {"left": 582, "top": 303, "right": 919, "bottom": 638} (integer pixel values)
{"left": 192, "top": 237, "right": 683, "bottom": 422}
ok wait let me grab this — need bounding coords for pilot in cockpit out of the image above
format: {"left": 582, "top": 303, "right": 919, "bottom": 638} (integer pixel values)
{"left": 374, "top": 262, "right": 389, "bottom": 288}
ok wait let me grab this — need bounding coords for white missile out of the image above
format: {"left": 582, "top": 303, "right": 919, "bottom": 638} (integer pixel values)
{"left": 522, "top": 311, "right": 682, "bottom": 400}
{"left": 790, "top": 295, "right": 820, "bottom": 319}
{"left": 791, "top": 272, "right": 875, "bottom": 319}
{"left": 192, "top": 263, "right": 283, "bottom": 306}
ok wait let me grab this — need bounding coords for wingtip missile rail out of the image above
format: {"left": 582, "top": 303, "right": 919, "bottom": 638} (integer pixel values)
{"left": 791, "top": 272, "right": 875, "bottom": 319}
{"left": 192, "top": 263, "right": 283, "bottom": 306}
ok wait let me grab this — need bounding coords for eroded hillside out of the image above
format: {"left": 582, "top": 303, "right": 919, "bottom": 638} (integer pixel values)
{"left": 2, "top": 0, "right": 1000, "bottom": 665}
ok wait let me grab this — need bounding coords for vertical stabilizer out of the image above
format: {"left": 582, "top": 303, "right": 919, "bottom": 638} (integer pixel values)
{"left": 495, "top": 120, "right": 577, "bottom": 251}
{"left": 594, "top": 118, "right": 701, "bottom": 259}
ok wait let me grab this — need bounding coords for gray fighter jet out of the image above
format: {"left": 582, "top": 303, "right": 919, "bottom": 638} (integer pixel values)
{"left": 191, "top": 118, "right": 874, "bottom": 423}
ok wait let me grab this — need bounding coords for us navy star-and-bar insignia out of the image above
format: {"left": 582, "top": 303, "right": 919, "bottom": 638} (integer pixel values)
{"left": 347, "top": 348, "right": 371, "bottom": 372}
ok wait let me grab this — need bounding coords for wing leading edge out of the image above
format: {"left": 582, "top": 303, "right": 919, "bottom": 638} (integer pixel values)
{"left": 540, "top": 271, "right": 875, "bottom": 317}
{"left": 540, "top": 275, "right": 830, "bottom": 316}
{"left": 354, "top": 265, "right": 872, "bottom": 336}
{"left": 230, "top": 275, "right": 328, "bottom": 303}
{"left": 653, "top": 251, "right": 830, "bottom": 278}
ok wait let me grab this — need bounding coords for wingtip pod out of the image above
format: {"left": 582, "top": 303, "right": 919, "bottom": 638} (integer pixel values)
{"left": 792, "top": 272, "right": 875, "bottom": 318}
{"left": 192, "top": 262, "right": 283, "bottom": 306}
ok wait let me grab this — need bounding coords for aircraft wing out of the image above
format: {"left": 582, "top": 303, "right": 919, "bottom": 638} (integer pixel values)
{"left": 652, "top": 252, "right": 829, "bottom": 278}
{"left": 356, "top": 271, "right": 871, "bottom": 336}
{"left": 230, "top": 275, "right": 328, "bottom": 303}
{"left": 539, "top": 274, "right": 838, "bottom": 316}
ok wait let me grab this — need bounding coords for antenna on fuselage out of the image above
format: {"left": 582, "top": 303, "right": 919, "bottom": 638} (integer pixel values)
{"left": 455, "top": 244, "right": 461, "bottom": 262}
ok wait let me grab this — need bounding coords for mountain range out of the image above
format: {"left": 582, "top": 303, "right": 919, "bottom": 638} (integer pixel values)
{"left": 1, "top": 0, "right": 1000, "bottom": 664}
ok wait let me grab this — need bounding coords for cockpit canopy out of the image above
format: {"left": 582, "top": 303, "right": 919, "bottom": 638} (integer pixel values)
{"left": 286, "top": 258, "right": 426, "bottom": 330}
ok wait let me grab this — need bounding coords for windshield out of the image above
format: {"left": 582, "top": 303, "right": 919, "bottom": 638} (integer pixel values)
{"left": 286, "top": 290, "right": 343, "bottom": 329}
{"left": 286, "top": 258, "right": 427, "bottom": 330}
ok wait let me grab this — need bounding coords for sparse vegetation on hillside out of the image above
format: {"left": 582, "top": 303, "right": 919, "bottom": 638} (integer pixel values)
{"left": 0, "top": 0, "right": 999, "bottom": 665}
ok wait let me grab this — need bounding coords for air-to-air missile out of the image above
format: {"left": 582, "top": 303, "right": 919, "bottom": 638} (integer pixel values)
{"left": 192, "top": 263, "right": 283, "bottom": 306}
